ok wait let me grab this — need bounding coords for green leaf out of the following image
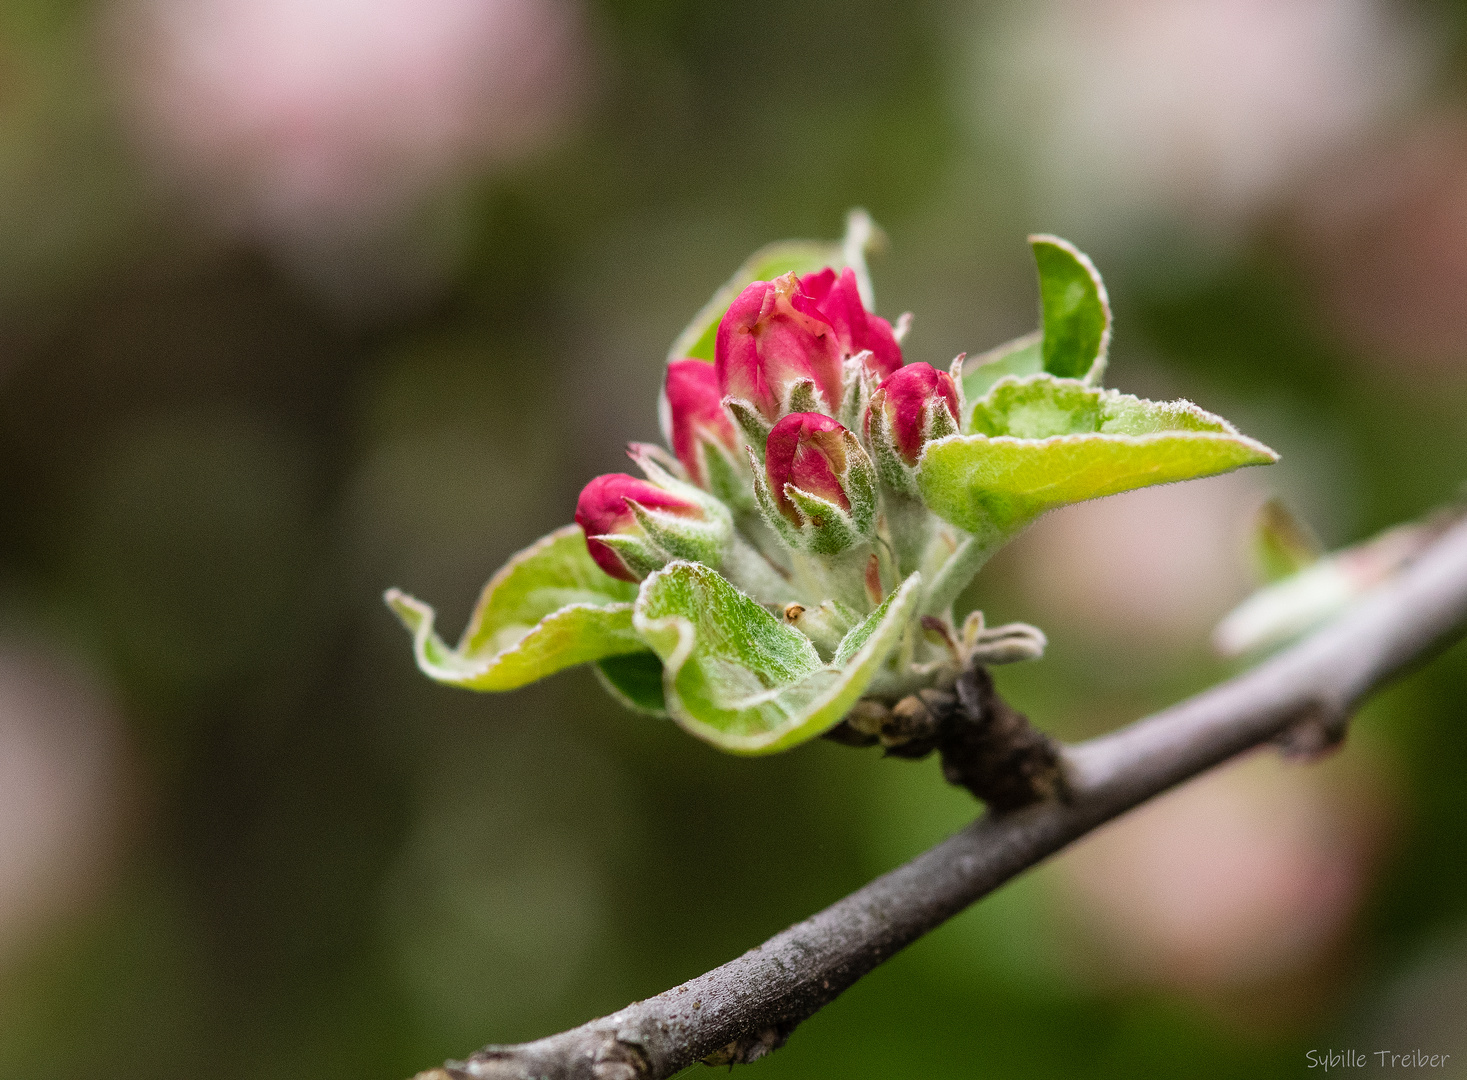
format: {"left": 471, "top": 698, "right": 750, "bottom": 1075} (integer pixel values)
{"left": 962, "top": 330, "right": 1042, "bottom": 409}
{"left": 1252, "top": 498, "right": 1323, "bottom": 583}
{"left": 595, "top": 652, "right": 668, "bottom": 716}
{"left": 1031, "top": 234, "right": 1110, "bottom": 383}
{"left": 385, "top": 525, "right": 645, "bottom": 691}
{"left": 968, "top": 374, "right": 1104, "bottom": 439}
{"left": 668, "top": 241, "right": 843, "bottom": 363}
{"left": 633, "top": 562, "right": 922, "bottom": 754}
{"left": 919, "top": 376, "right": 1277, "bottom": 536}
{"left": 1213, "top": 560, "right": 1359, "bottom": 658}
{"left": 1216, "top": 510, "right": 1445, "bottom": 657}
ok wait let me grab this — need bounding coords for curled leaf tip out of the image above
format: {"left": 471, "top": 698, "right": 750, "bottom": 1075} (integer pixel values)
{"left": 1028, "top": 234, "right": 1111, "bottom": 384}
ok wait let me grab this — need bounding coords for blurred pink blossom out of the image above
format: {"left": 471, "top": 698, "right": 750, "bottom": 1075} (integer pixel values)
{"left": 0, "top": 644, "right": 126, "bottom": 968}
{"left": 1291, "top": 115, "right": 1467, "bottom": 377}
{"left": 1006, "top": 472, "right": 1263, "bottom": 652}
{"left": 976, "top": 0, "right": 1427, "bottom": 242}
{"left": 110, "top": 0, "right": 586, "bottom": 241}
{"left": 1059, "top": 751, "right": 1389, "bottom": 1006}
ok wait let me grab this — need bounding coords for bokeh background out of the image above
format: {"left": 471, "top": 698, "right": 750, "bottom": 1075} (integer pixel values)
{"left": 2, "top": 0, "right": 1466, "bottom": 1076}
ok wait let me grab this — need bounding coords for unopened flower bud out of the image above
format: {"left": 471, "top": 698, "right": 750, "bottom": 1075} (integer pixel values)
{"left": 767, "top": 413, "right": 850, "bottom": 519}
{"left": 800, "top": 266, "right": 903, "bottom": 381}
{"left": 659, "top": 359, "right": 747, "bottom": 504}
{"left": 715, "top": 273, "right": 844, "bottom": 427}
{"left": 575, "top": 472, "right": 730, "bottom": 582}
{"left": 866, "top": 362, "right": 961, "bottom": 494}
{"left": 752, "top": 412, "right": 876, "bottom": 555}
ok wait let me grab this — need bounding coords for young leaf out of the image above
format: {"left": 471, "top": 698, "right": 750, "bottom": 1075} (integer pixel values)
{"left": 595, "top": 652, "right": 668, "bottom": 716}
{"left": 633, "top": 562, "right": 922, "bottom": 754}
{"left": 1212, "top": 561, "right": 1361, "bottom": 659}
{"left": 385, "top": 525, "right": 645, "bottom": 691}
{"left": 1030, "top": 235, "right": 1110, "bottom": 384}
{"left": 968, "top": 374, "right": 1104, "bottom": 438}
{"left": 1252, "top": 498, "right": 1323, "bottom": 583}
{"left": 918, "top": 376, "right": 1277, "bottom": 537}
{"left": 1215, "top": 509, "right": 1456, "bottom": 657}
{"left": 961, "top": 330, "right": 1042, "bottom": 408}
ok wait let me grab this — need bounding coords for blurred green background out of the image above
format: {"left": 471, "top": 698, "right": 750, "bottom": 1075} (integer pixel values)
{"left": 1, "top": 0, "right": 1466, "bottom": 1076}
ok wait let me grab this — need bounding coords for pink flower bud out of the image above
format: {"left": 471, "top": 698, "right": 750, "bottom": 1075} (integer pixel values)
{"left": 868, "top": 362, "right": 960, "bottom": 465}
{"left": 575, "top": 473, "right": 700, "bottom": 581}
{"left": 764, "top": 412, "right": 854, "bottom": 524}
{"left": 715, "top": 273, "right": 844, "bottom": 420}
{"left": 800, "top": 266, "right": 903, "bottom": 380}
{"left": 661, "top": 359, "right": 740, "bottom": 488}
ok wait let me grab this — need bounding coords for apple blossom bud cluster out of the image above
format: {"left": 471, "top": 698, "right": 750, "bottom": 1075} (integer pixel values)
{"left": 579, "top": 259, "right": 956, "bottom": 585}
{"left": 392, "top": 225, "right": 1274, "bottom": 756}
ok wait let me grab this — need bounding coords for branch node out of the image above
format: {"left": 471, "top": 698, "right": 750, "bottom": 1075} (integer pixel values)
{"left": 701, "top": 1021, "right": 797, "bottom": 1066}
{"left": 944, "top": 665, "right": 1067, "bottom": 810}
{"left": 1274, "top": 700, "right": 1351, "bottom": 762}
{"left": 446, "top": 1028, "right": 649, "bottom": 1080}
{"left": 824, "top": 665, "right": 1067, "bottom": 810}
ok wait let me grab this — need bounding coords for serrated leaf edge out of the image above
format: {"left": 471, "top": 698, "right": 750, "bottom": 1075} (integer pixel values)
{"left": 965, "top": 371, "right": 1260, "bottom": 440}
{"left": 920, "top": 426, "right": 1279, "bottom": 471}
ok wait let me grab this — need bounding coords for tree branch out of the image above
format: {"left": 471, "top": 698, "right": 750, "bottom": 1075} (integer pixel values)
{"left": 413, "top": 514, "right": 1467, "bottom": 1080}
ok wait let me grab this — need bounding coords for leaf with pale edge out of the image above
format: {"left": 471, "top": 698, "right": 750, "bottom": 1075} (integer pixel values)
{"left": 962, "top": 330, "right": 1042, "bottom": 408}
{"left": 595, "top": 653, "right": 668, "bottom": 716}
{"left": 633, "top": 563, "right": 921, "bottom": 754}
{"left": 921, "top": 375, "right": 1277, "bottom": 536}
{"left": 385, "top": 524, "right": 647, "bottom": 691}
{"left": 1031, "top": 234, "right": 1110, "bottom": 384}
